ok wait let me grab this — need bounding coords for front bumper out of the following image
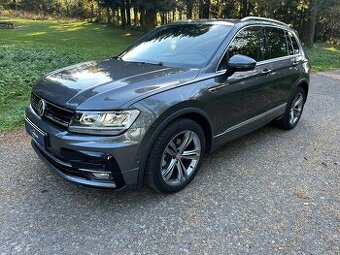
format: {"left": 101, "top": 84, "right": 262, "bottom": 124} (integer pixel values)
{"left": 25, "top": 106, "right": 144, "bottom": 191}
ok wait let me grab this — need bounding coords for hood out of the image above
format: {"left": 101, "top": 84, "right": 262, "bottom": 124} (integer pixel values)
{"left": 33, "top": 59, "right": 200, "bottom": 110}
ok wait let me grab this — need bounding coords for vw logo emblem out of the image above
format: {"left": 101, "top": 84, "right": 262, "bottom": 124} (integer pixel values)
{"left": 37, "top": 99, "right": 46, "bottom": 117}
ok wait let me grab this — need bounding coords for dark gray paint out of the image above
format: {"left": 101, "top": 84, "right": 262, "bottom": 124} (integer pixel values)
{"left": 26, "top": 18, "right": 310, "bottom": 190}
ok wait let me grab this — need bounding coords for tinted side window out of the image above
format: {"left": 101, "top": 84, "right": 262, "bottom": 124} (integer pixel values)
{"left": 218, "top": 26, "right": 265, "bottom": 70}
{"left": 287, "top": 32, "right": 294, "bottom": 55}
{"left": 290, "top": 34, "right": 300, "bottom": 54}
{"left": 266, "top": 27, "right": 289, "bottom": 59}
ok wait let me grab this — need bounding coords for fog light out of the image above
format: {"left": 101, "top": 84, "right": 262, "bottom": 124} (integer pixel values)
{"left": 91, "top": 172, "right": 112, "bottom": 180}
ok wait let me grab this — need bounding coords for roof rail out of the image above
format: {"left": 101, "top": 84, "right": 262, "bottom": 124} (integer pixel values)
{"left": 240, "top": 16, "right": 288, "bottom": 26}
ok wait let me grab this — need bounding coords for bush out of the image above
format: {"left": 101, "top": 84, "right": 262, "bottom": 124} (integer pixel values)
{"left": 0, "top": 45, "right": 88, "bottom": 105}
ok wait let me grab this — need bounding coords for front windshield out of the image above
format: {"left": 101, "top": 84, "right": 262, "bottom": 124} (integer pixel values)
{"left": 121, "top": 24, "right": 233, "bottom": 68}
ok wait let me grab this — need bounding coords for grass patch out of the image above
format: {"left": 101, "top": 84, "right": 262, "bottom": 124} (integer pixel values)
{"left": 0, "top": 18, "right": 139, "bottom": 131}
{"left": 305, "top": 44, "right": 340, "bottom": 72}
{"left": 0, "top": 18, "right": 339, "bottom": 131}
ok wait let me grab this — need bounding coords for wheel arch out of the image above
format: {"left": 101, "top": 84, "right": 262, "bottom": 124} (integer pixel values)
{"left": 298, "top": 80, "right": 309, "bottom": 98}
{"left": 285, "top": 77, "right": 309, "bottom": 104}
{"left": 136, "top": 104, "right": 214, "bottom": 189}
{"left": 295, "top": 77, "right": 309, "bottom": 96}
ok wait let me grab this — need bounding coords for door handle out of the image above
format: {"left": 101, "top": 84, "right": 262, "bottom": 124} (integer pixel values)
{"left": 261, "top": 69, "right": 272, "bottom": 75}
{"left": 208, "top": 83, "right": 228, "bottom": 93}
{"left": 292, "top": 61, "right": 299, "bottom": 66}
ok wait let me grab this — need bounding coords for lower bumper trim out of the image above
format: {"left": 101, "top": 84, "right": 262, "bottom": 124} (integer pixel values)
{"left": 32, "top": 141, "right": 118, "bottom": 189}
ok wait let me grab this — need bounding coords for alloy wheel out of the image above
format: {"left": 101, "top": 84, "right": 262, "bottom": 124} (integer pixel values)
{"left": 160, "top": 130, "right": 201, "bottom": 186}
{"left": 289, "top": 92, "right": 304, "bottom": 125}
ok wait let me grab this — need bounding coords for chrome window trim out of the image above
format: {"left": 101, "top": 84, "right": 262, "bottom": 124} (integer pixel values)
{"left": 214, "top": 103, "right": 287, "bottom": 138}
{"left": 256, "top": 54, "right": 301, "bottom": 66}
{"left": 216, "top": 24, "right": 303, "bottom": 73}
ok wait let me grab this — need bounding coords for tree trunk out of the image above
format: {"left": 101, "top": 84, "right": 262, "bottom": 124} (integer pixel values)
{"left": 187, "top": 3, "right": 193, "bottom": 19}
{"left": 145, "top": 8, "right": 156, "bottom": 31}
{"left": 126, "top": 0, "right": 131, "bottom": 27}
{"left": 203, "top": 0, "right": 210, "bottom": 19}
{"left": 12, "top": 0, "right": 17, "bottom": 10}
{"left": 133, "top": 1, "right": 138, "bottom": 26}
{"left": 120, "top": 2, "right": 126, "bottom": 28}
{"left": 106, "top": 7, "right": 111, "bottom": 24}
{"left": 112, "top": 9, "right": 116, "bottom": 24}
{"left": 304, "top": 0, "right": 318, "bottom": 47}
{"left": 161, "top": 12, "right": 166, "bottom": 25}
{"left": 140, "top": 7, "right": 146, "bottom": 30}
{"left": 90, "top": 3, "right": 94, "bottom": 22}
{"left": 199, "top": 0, "right": 203, "bottom": 18}
{"left": 97, "top": 4, "right": 102, "bottom": 23}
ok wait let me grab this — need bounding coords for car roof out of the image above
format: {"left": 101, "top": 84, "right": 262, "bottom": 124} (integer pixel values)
{"left": 173, "top": 16, "right": 290, "bottom": 29}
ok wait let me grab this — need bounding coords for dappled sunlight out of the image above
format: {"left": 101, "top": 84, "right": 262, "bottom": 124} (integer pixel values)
{"left": 323, "top": 46, "right": 340, "bottom": 53}
{"left": 0, "top": 44, "right": 16, "bottom": 49}
{"left": 48, "top": 25, "right": 87, "bottom": 32}
{"left": 24, "top": 31, "right": 47, "bottom": 36}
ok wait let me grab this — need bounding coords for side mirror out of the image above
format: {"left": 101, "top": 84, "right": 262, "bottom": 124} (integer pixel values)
{"left": 228, "top": 54, "right": 256, "bottom": 73}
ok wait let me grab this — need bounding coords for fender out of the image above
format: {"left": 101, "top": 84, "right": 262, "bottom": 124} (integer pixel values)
{"left": 286, "top": 76, "right": 309, "bottom": 103}
{"left": 135, "top": 103, "right": 214, "bottom": 189}
{"left": 291, "top": 76, "right": 309, "bottom": 96}
{"left": 275, "top": 76, "right": 309, "bottom": 122}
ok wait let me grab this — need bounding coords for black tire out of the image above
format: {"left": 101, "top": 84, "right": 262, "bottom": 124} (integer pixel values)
{"left": 274, "top": 86, "right": 306, "bottom": 130}
{"left": 145, "top": 119, "right": 206, "bottom": 193}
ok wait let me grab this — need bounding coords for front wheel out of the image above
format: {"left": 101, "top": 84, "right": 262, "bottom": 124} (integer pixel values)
{"left": 145, "top": 119, "right": 206, "bottom": 193}
{"left": 274, "top": 86, "right": 306, "bottom": 130}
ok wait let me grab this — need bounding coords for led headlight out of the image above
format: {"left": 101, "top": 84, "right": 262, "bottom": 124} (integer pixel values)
{"left": 69, "top": 110, "right": 140, "bottom": 135}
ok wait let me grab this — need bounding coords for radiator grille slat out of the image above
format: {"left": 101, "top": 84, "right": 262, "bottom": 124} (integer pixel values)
{"left": 31, "top": 93, "right": 74, "bottom": 128}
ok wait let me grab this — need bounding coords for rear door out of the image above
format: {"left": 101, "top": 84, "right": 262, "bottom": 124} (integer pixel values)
{"left": 261, "top": 26, "right": 302, "bottom": 109}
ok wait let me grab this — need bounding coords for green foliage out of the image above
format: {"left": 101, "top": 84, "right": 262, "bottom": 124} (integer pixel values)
{"left": 305, "top": 44, "right": 340, "bottom": 72}
{"left": 0, "top": 45, "right": 89, "bottom": 130}
{"left": 1, "top": 0, "right": 339, "bottom": 43}
{"left": 0, "top": 18, "right": 139, "bottom": 131}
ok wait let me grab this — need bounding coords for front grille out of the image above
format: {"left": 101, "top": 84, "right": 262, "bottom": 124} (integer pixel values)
{"left": 31, "top": 93, "right": 74, "bottom": 128}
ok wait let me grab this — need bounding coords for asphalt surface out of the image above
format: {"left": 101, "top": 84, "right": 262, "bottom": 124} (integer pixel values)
{"left": 1, "top": 71, "right": 339, "bottom": 255}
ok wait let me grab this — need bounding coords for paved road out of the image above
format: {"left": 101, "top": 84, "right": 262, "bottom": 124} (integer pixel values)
{"left": 1, "top": 71, "right": 339, "bottom": 255}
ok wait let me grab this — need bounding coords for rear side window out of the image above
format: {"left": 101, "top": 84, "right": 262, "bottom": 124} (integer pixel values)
{"left": 265, "top": 27, "right": 289, "bottom": 59}
{"left": 287, "top": 32, "right": 294, "bottom": 55}
{"left": 218, "top": 26, "right": 265, "bottom": 70}
{"left": 290, "top": 34, "right": 300, "bottom": 54}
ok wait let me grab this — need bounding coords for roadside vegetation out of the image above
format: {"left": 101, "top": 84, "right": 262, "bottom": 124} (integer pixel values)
{"left": 0, "top": 18, "right": 339, "bottom": 131}
{"left": 305, "top": 45, "right": 340, "bottom": 72}
{"left": 0, "top": 18, "right": 139, "bottom": 131}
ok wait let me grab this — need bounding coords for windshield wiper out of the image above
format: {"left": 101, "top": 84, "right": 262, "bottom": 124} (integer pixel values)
{"left": 113, "top": 57, "right": 164, "bottom": 66}
{"left": 125, "top": 60, "right": 164, "bottom": 66}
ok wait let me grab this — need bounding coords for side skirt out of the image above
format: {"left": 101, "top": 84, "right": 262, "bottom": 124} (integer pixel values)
{"left": 211, "top": 104, "right": 286, "bottom": 151}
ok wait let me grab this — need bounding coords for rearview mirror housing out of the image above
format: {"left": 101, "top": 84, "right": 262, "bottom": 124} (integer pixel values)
{"left": 227, "top": 54, "right": 257, "bottom": 73}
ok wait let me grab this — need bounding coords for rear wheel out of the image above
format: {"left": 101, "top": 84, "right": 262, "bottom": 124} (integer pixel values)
{"left": 145, "top": 119, "right": 205, "bottom": 193}
{"left": 274, "top": 86, "right": 306, "bottom": 130}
